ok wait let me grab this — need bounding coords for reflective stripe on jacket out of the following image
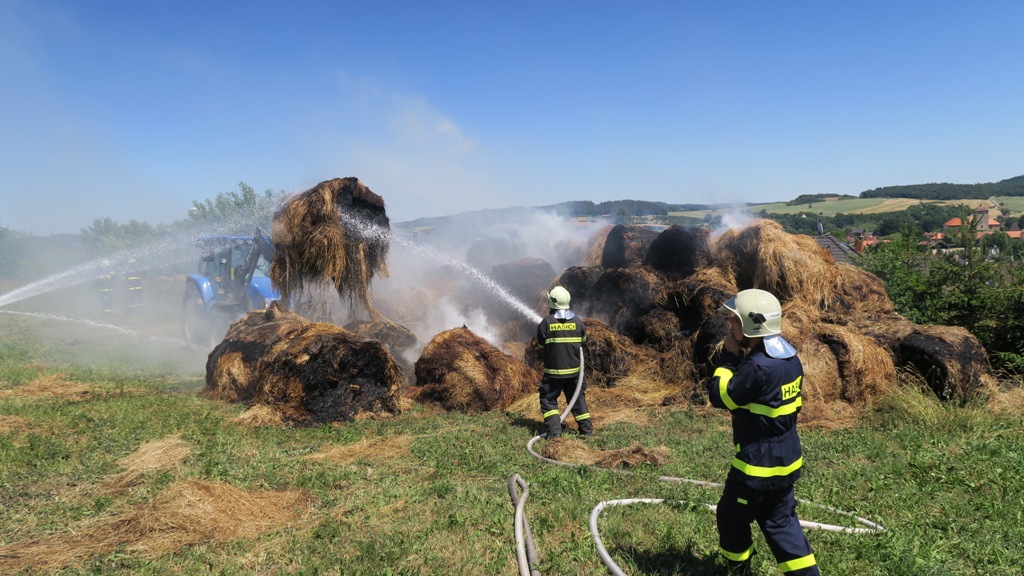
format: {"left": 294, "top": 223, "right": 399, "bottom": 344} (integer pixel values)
{"left": 708, "top": 342, "right": 804, "bottom": 488}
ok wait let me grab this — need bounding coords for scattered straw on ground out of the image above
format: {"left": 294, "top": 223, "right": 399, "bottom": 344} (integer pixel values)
{"left": 234, "top": 404, "right": 288, "bottom": 427}
{"left": 541, "top": 438, "right": 670, "bottom": 468}
{"left": 0, "top": 414, "right": 31, "bottom": 432}
{"left": 100, "top": 435, "right": 192, "bottom": 493}
{"left": 302, "top": 435, "right": 414, "bottom": 464}
{"left": 0, "top": 373, "right": 93, "bottom": 401}
{"left": 0, "top": 479, "right": 313, "bottom": 574}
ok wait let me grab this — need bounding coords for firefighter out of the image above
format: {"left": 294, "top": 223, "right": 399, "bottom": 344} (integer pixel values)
{"left": 708, "top": 289, "right": 819, "bottom": 576}
{"left": 123, "top": 259, "right": 144, "bottom": 313}
{"left": 537, "top": 286, "right": 592, "bottom": 438}
{"left": 97, "top": 259, "right": 114, "bottom": 316}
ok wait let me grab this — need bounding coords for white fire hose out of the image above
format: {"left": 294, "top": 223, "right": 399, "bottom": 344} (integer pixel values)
{"left": 509, "top": 349, "right": 886, "bottom": 576}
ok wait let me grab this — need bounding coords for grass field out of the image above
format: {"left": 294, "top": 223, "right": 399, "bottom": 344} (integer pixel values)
{"left": 669, "top": 197, "right": 1022, "bottom": 220}
{"left": 1, "top": 312, "right": 1023, "bottom": 575}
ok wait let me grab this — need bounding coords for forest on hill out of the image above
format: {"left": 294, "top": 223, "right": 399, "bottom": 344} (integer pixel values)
{"left": 860, "top": 175, "right": 1024, "bottom": 199}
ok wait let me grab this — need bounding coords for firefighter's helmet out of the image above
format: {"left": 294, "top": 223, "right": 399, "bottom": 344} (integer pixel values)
{"left": 547, "top": 286, "right": 571, "bottom": 310}
{"left": 720, "top": 289, "right": 782, "bottom": 338}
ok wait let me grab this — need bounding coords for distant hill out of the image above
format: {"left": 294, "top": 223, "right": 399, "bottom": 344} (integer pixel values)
{"left": 860, "top": 175, "right": 1024, "bottom": 200}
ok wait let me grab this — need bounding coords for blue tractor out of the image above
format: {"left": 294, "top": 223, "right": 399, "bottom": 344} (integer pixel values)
{"left": 181, "top": 230, "right": 281, "bottom": 347}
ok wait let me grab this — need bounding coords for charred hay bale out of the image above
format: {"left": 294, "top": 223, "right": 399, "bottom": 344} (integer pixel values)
{"left": 203, "top": 304, "right": 312, "bottom": 403}
{"left": 689, "top": 313, "right": 731, "bottom": 382}
{"left": 636, "top": 308, "right": 685, "bottom": 353}
{"left": 600, "top": 224, "right": 661, "bottom": 269}
{"left": 466, "top": 235, "right": 520, "bottom": 270}
{"left": 345, "top": 319, "right": 417, "bottom": 356}
{"left": 252, "top": 323, "right": 403, "bottom": 425}
{"left": 857, "top": 317, "right": 994, "bottom": 402}
{"left": 586, "top": 267, "right": 661, "bottom": 340}
{"left": 896, "top": 324, "right": 994, "bottom": 402}
{"left": 269, "top": 177, "right": 390, "bottom": 316}
{"left": 656, "top": 267, "right": 739, "bottom": 334}
{"left": 550, "top": 266, "right": 603, "bottom": 314}
{"left": 643, "top": 225, "right": 712, "bottom": 279}
{"left": 525, "top": 318, "right": 657, "bottom": 388}
{"left": 712, "top": 219, "right": 839, "bottom": 311}
{"left": 204, "top": 303, "right": 402, "bottom": 425}
{"left": 413, "top": 327, "right": 539, "bottom": 412}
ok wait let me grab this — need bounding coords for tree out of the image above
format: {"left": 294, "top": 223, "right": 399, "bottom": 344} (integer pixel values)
{"left": 186, "top": 182, "right": 283, "bottom": 233}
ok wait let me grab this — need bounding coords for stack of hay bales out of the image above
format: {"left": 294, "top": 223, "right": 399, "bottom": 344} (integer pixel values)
{"left": 204, "top": 303, "right": 403, "bottom": 425}
{"left": 551, "top": 220, "right": 995, "bottom": 424}
{"left": 411, "top": 327, "right": 539, "bottom": 411}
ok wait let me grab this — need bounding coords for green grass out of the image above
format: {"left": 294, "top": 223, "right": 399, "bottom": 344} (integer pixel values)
{"left": 1, "top": 313, "right": 1023, "bottom": 575}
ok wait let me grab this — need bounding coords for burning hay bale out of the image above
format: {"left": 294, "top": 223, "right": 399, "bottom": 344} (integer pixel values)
{"left": 269, "top": 177, "right": 390, "bottom": 318}
{"left": 644, "top": 225, "right": 712, "bottom": 279}
{"left": 548, "top": 265, "right": 603, "bottom": 313}
{"left": 412, "top": 327, "right": 540, "bottom": 411}
{"left": 204, "top": 303, "right": 403, "bottom": 425}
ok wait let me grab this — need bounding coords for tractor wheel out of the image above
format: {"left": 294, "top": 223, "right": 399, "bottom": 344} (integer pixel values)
{"left": 181, "top": 289, "right": 215, "bottom": 349}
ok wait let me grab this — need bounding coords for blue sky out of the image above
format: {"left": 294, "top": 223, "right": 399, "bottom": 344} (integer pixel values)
{"left": 2, "top": 1, "right": 1022, "bottom": 235}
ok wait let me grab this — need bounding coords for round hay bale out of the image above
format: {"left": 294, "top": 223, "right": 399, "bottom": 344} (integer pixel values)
{"left": 205, "top": 303, "right": 403, "bottom": 425}
{"left": 269, "top": 177, "right": 390, "bottom": 317}
{"left": 587, "top": 267, "right": 661, "bottom": 339}
{"left": 814, "top": 322, "right": 896, "bottom": 404}
{"left": 896, "top": 324, "right": 995, "bottom": 402}
{"left": 203, "top": 304, "right": 312, "bottom": 403}
{"left": 643, "top": 225, "right": 712, "bottom": 279}
{"left": 599, "top": 224, "right": 661, "bottom": 269}
{"left": 413, "top": 327, "right": 540, "bottom": 412}
{"left": 582, "top": 225, "right": 614, "bottom": 267}
{"left": 711, "top": 219, "right": 839, "bottom": 311}
{"left": 636, "top": 307, "right": 685, "bottom": 353}
{"left": 825, "top": 263, "right": 895, "bottom": 322}
{"left": 656, "top": 267, "right": 738, "bottom": 334}
{"left": 549, "top": 266, "right": 603, "bottom": 314}
{"left": 345, "top": 319, "right": 417, "bottom": 356}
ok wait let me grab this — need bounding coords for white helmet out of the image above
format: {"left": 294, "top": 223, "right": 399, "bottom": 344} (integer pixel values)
{"left": 720, "top": 288, "right": 782, "bottom": 338}
{"left": 547, "top": 286, "right": 571, "bottom": 310}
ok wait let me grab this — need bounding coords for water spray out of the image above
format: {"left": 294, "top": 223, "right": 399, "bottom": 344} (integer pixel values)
{"left": 340, "top": 214, "right": 542, "bottom": 325}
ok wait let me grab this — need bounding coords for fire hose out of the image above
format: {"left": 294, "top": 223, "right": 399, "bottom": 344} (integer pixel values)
{"left": 509, "top": 349, "right": 886, "bottom": 576}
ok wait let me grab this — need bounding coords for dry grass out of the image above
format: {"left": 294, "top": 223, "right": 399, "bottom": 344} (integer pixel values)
{"left": 302, "top": 434, "right": 414, "bottom": 464}
{"left": 0, "top": 373, "right": 93, "bottom": 401}
{"left": 0, "top": 414, "right": 31, "bottom": 433}
{"left": 0, "top": 479, "right": 313, "bottom": 574}
{"left": 100, "top": 435, "right": 193, "bottom": 493}
{"left": 541, "top": 437, "right": 671, "bottom": 468}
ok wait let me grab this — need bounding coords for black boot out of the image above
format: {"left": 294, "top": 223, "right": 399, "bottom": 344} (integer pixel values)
{"left": 577, "top": 419, "right": 593, "bottom": 437}
{"left": 725, "top": 559, "right": 752, "bottom": 576}
{"left": 544, "top": 415, "right": 562, "bottom": 438}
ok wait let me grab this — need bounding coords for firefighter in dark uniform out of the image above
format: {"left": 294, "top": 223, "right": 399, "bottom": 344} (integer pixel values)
{"left": 708, "top": 289, "right": 819, "bottom": 576}
{"left": 537, "top": 286, "right": 592, "bottom": 438}
{"left": 123, "top": 259, "right": 144, "bottom": 313}
{"left": 97, "top": 259, "right": 114, "bottom": 316}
